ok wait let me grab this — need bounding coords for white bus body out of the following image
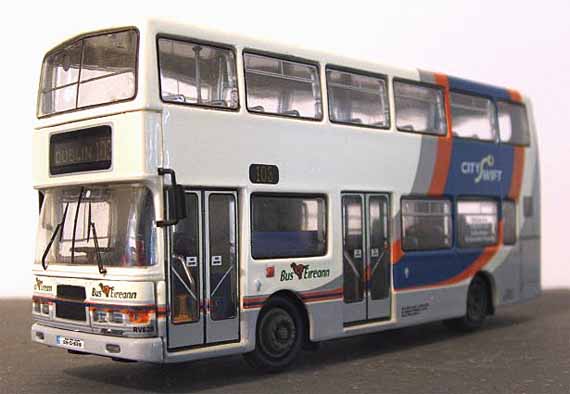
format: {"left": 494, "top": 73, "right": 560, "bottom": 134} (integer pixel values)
{"left": 31, "top": 19, "right": 540, "bottom": 369}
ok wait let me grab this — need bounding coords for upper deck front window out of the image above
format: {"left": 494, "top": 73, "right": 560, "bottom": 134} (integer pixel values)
{"left": 38, "top": 29, "right": 138, "bottom": 117}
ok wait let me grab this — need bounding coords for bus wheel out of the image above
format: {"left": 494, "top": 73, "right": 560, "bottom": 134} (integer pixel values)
{"left": 444, "top": 275, "right": 489, "bottom": 332}
{"left": 244, "top": 296, "right": 305, "bottom": 372}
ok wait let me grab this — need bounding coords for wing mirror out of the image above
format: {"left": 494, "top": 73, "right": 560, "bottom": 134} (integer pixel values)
{"left": 157, "top": 168, "right": 187, "bottom": 226}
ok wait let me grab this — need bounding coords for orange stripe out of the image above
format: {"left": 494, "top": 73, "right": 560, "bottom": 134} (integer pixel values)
{"left": 243, "top": 296, "right": 267, "bottom": 304}
{"left": 507, "top": 89, "right": 523, "bottom": 103}
{"left": 508, "top": 146, "right": 525, "bottom": 200}
{"left": 305, "top": 294, "right": 343, "bottom": 303}
{"left": 428, "top": 73, "right": 453, "bottom": 196}
{"left": 391, "top": 240, "right": 405, "bottom": 265}
{"left": 243, "top": 288, "right": 343, "bottom": 309}
{"left": 300, "top": 288, "right": 343, "bottom": 299}
{"left": 156, "top": 306, "right": 167, "bottom": 317}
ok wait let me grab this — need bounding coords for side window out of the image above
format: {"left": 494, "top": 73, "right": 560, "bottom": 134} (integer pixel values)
{"left": 341, "top": 195, "right": 364, "bottom": 304}
{"left": 450, "top": 92, "right": 497, "bottom": 141}
{"left": 457, "top": 200, "right": 498, "bottom": 248}
{"left": 158, "top": 38, "right": 239, "bottom": 109}
{"left": 498, "top": 101, "right": 531, "bottom": 146}
{"left": 170, "top": 194, "right": 201, "bottom": 324}
{"left": 394, "top": 80, "right": 447, "bottom": 136}
{"left": 208, "top": 194, "right": 238, "bottom": 321}
{"left": 401, "top": 198, "right": 452, "bottom": 251}
{"left": 244, "top": 53, "right": 322, "bottom": 119}
{"left": 326, "top": 68, "right": 389, "bottom": 128}
{"left": 251, "top": 195, "right": 327, "bottom": 259}
{"left": 502, "top": 200, "right": 517, "bottom": 245}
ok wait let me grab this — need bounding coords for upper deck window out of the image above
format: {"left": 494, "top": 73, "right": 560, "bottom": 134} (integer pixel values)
{"left": 498, "top": 101, "right": 531, "bottom": 146}
{"left": 244, "top": 53, "right": 322, "bottom": 120}
{"left": 394, "top": 80, "right": 447, "bottom": 136}
{"left": 158, "top": 38, "right": 239, "bottom": 109}
{"left": 450, "top": 92, "right": 497, "bottom": 141}
{"left": 326, "top": 68, "right": 389, "bottom": 128}
{"left": 38, "top": 29, "right": 138, "bottom": 117}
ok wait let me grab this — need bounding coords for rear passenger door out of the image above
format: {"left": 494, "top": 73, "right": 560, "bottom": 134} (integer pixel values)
{"left": 366, "top": 194, "right": 391, "bottom": 320}
{"left": 342, "top": 193, "right": 391, "bottom": 324}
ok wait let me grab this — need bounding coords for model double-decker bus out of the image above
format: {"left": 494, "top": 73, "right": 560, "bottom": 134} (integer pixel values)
{"left": 32, "top": 19, "right": 541, "bottom": 371}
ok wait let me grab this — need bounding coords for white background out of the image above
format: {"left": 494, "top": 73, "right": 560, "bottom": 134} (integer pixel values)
{"left": 0, "top": 0, "right": 568, "bottom": 297}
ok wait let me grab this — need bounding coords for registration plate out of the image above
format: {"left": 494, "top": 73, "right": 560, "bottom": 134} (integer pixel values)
{"left": 56, "top": 335, "right": 84, "bottom": 349}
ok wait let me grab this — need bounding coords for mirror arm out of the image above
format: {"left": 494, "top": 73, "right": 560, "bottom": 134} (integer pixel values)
{"left": 156, "top": 218, "right": 179, "bottom": 227}
{"left": 158, "top": 167, "right": 178, "bottom": 185}
{"left": 157, "top": 167, "right": 185, "bottom": 227}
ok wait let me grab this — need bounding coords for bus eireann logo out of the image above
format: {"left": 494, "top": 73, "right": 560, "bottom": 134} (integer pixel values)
{"left": 291, "top": 263, "right": 308, "bottom": 280}
{"left": 99, "top": 283, "right": 115, "bottom": 297}
{"left": 34, "top": 278, "right": 53, "bottom": 292}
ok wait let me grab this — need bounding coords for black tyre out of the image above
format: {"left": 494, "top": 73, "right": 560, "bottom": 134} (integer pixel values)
{"left": 444, "top": 276, "right": 489, "bottom": 332}
{"left": 244, "top": 297, "right": 305, "bottom": 372}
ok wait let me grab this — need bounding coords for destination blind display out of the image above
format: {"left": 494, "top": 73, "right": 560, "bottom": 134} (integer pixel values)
{"left": 50, "top": 126, "right": 112, "bottom": 175}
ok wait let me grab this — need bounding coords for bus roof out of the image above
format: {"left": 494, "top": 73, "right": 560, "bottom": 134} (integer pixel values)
{"left": 44, "top": 17, "right": 525, "bottom": 98}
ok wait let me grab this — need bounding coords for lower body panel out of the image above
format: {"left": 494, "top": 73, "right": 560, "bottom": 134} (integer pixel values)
{"left": 31, "top": 323, "right": 164, "bottom": 363}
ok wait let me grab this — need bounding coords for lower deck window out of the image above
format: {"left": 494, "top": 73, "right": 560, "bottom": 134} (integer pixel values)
{"left": 401, "top": 198, "right": 452, "bottom": 251}
{"left": 251, "top": 195, "right": 327, "bottom": 259}
{"left": 457, "top": 200, "right": 498, "bottom": 248}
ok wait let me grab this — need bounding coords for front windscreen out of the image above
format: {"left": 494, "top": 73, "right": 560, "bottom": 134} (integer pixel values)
{"left": 38, "top": 29, "right": 138, "bottom": 117}
{"left": 35, "top": 184, "right": 156, "bottom": 267}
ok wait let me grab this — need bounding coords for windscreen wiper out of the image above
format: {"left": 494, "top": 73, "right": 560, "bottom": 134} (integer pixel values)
{"left": 41, "top": 203, "right": 69, "bottom": 270}
{"left": 87, "top": 201, "right": 107, "bottom": 275}
{"left": 70, "top": 187, "right": 84, "bottom": 265}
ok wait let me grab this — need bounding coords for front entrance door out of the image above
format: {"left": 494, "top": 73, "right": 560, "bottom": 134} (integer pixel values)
{"left": 167, "top": 190, "right": 239, "bottom": 350}
{"left": 342, "top": 193, "right": 391, "bottom": 324}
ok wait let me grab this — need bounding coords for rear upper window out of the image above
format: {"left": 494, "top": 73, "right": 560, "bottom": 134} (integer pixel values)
{"left": 244, "top": 53, "right": 322, "bottom": 120}
{"left": 450, "top": 92, "right": 497, "bottom": 141}
{"left": 158, "top": 38, "right": 239, "bottom": 109}
{"left": 38, "top": 29, "right": 138, "bottom": 117}
{"left": 498, "top": 101, "right": 531, "bottom": 146}
{"left": 394, "top": 81, "right": 447, "bottom": 136}
{"left": 326, "top": 68, "right": 389, "bottom": 128}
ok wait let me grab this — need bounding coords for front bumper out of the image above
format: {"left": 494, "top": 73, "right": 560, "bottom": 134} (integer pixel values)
{"left": 31, "top": 323, "right": 164, "bottom": 363}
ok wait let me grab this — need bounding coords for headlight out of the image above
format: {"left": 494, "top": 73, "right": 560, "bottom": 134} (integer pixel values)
{"left": 32, "top": 300, "right": 41, "bottom": 314}
{"left": 90, "top": 306, "right": 156, "bottom": 337}
{"left": 32, "top": 297, "right": 52, "bottom": 318}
